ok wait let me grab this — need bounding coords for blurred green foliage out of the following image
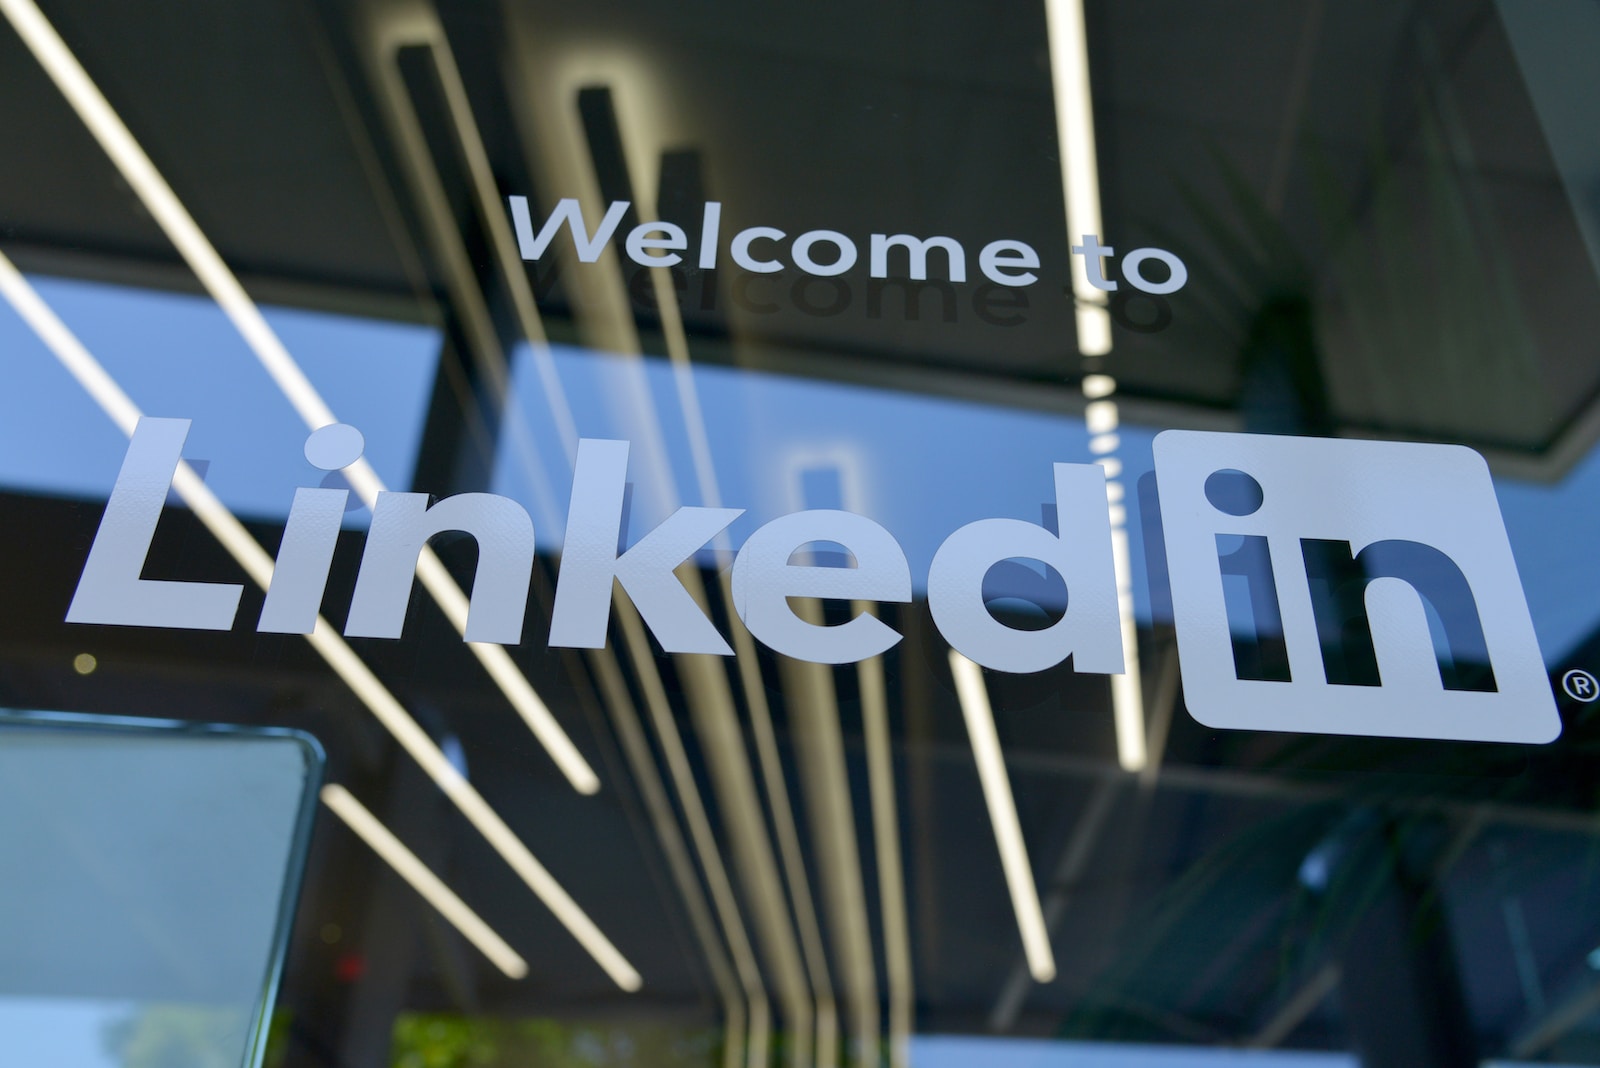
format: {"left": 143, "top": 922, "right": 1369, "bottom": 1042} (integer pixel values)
{"left": 390, "top": 1014, "right": 722, "bottom": 1068}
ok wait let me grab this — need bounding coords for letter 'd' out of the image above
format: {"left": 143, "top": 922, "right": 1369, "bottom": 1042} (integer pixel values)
{"left": 927, "top": 463, "right": 1123, "bottom": 673}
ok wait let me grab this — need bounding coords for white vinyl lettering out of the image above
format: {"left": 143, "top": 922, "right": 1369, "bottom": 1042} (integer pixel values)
{"left": 978, "top": 239, "right": 1041, "bottom": 287}
{"left": 791, "top": 230, "right": 858, "bottom": 277}
{"left": 75, "top": 423, "right": 1563, "bottom": 751}
{"left": 927, "top": 463, "right": 1123, "bottom": 673}
{"left": 508, "top": 196, "right": 631, "bottom": 263}
{"left": 345, "top": 492, "right": 535, "bottom": 643}
{"left": 503, "top": 196, "right": 1190, "bottom": 297}
{"left": 730, "top": 226, "right": 786, "bottom": 273}
{"left": 625, "top": 222, "right": 688, "bottom": 266}
{"left": 731, "top": 510, "right": 911, "bottom": 663}
{"left": 869, "top": 234, "right": 967, "bottom": 282}
{"left": 699, "top": 201, "right": 722, "bottom": 270}
{"left": 549, "top": 438, "right": 742, "bottom": 655}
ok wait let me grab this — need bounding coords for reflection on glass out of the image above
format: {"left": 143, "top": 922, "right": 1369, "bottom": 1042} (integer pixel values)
{"left": 0, "top": 274, "right": 438, "bottom": 521}
{"left": 0, "top": 715, "right": 320, "bottom": 1068}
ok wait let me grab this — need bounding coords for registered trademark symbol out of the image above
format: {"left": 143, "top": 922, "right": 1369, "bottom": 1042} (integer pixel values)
{"left": 1562, "top": 669, "right": 1599, "bottom": 702}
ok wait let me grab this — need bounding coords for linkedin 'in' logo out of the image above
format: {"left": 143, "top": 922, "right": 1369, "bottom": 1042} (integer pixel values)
{"left": 1153, "top": 431, "right": 1560, "bottom": 744}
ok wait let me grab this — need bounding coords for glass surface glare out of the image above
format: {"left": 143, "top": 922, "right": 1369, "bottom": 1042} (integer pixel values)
{"left": 0, "top": 716, "right": 320, "bottom": 1068}
{"left": 0, "top": 0, "right": 1597, "bottom": 1064}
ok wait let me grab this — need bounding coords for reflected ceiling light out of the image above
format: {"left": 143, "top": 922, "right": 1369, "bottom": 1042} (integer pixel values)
{"left": 1108, "top": 524, "right": 1148, "bottom": 772}
{"left": 859, "top": 650, "right": 913, "bottom": 1068}
{"left": 1081, "top": 373, "right": 1117, "bottom": 399}
{"left": 1083, "top": 388, "right": 1146, "bottom": 773}
{"left": 1089, "top": 433, "right": 1120, "bottom": 455}
{"left": 611, "top": 607, "right": 774, "bottom": 1068}
{"left": 0, "top": 252, "right": 641, "bottom": 992}
{"left": 366, "top": 10, "right": 578, "bottom": 517}
{"left": 1045, "top": 0, "right": 1112, "bottom": 356}
{"left": 322, "top": 784, "right": 529, "bottom": 980}
{"left": 585, "top": 646, "right": 752, "bottom": 1068}
{"left": 780, "top": 454, "right": 909, "bottom": 1067}
{"left": 1084, "top": 400, "right": 1119, "bottom": 435}
{"left": 514, "top": 56, "right": 818, "bottom": 1060}
{"left": 364, "top": 23, "right": 771, "bottom": 1039}
{"left": 1080, "top": 393, "right": 1146, "bottom": 772}
{"left": 1047, "top": 0, "right": 1149, "bottom": 771}
{"left": 0, "top": 0, "right": 598, "bottom": 797}
{"left": 948, "top": 650, "right": 1056, "bottom": 983}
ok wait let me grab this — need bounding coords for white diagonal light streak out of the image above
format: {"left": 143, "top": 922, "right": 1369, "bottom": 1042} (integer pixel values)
{"left": 0, "top": 250, "right": 641, "bottom": 991}
{"left": 0, "top": 0, "right": 598, "bottom": 796}
{"left": 322, "top": 784, "right": 529, "bottom": 979}
{"left": 1045, "top": 0, "right": 1112, "bottom": 357}
{"left": 949, "top": 649, "right": 1056, "bottom": 983}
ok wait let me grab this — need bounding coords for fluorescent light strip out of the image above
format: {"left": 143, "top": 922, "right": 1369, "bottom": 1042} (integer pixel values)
{"left": 396, "top": 24, "right": 580, "bottom": 459}
{"left": 720, "top": 574, "right": 839, "bottom": 1068}
{"left": 780, "top": 652, "right": 881, "bottom": 1062}
{"left": 373, "top": 28, "right": 774, "bottom": 1036}
{"left": 859, "top": 649, "right": 913, "bottom": 1068}
{"left": 609, "top": 95, "right": 826, "bottom": 1060}
{"left": 322, "top": 784, "right": 528, "bottom": 979}
{"left": 948, "top": 651, "right": 1056, "bottom": 983}
{"left": 586, "top": 645, "right": 750, "bottom": 1068}
{"left": 611, "top": 602, "right": 772, "bottom": 1067}
{"left": 0, "top": 252, "right": 641, "bottom": 992}
{"left": 504, "top": 56, "right": 802, "bottom": 1061}
{"left": 1081, "top": 373, "right": 1116, "bottom": 399}
{"left": 1109, "top": 526, "right": 1147, "bottom": 772}
{"left": 0, "top": 0, "right": 597, "bottom": 797}
{"left": 1084, "top": 399, "right": 1118, "bottom": 435}
{"left": 1045, "top": 0, "right": 1111, "bottom": 357}
{"left": 1078, "top": 380, "right": 1146, "bottom": 773}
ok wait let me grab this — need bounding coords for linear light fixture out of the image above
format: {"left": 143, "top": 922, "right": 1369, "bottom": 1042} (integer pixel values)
{"left": 948, "top": 650, "right": 1056, "bottom": 982}
{"left": 1108, "top": 522, "right": 1148, "bottom": 772}
{"left": 498, "top": 51, "right": 812, "bottom": 1062}
{"left": 0, "top": 251, "right": 641, "bottom": 992}
{"left": 322, "top": 784, "right": 528, "bottom": 979}
{"left": 0, "top": 0, "right": 598, "bottom": 797}
{"left": 859, "top": 649, "right": 913, "bottom": 1068}
{"left": 611, "top": 603, "right": 773, "bottom": 1068}
{"left": 1045, "top": 0, "right": 1150, "bottom": 771}
{"left": 1045, "top": 0, "right": 1112, "bottom": 357}
{"left": 368, "top": 23, "right": 776, "bottom": 1036}
{"left": 1081, "top": 381, "right": 1147, "bottom": 773}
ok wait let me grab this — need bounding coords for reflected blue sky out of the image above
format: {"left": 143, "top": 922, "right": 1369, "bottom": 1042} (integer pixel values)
{"left": 492, "top": 338, "right": 1156, "bottom": 614}
{"left": 1, "top": 272, "right": 1596, "bottom": 664}
{"left": 911, "top": 1037, "right": 1352, "bottom": 1068}
{"left": 492, "top": 340, "right": 1599, "bottom": 663}
{"left": 909, "top": 1036, "right": 1581, "bottom": 1068}
{"left": 0, "top": 274, "right": 437, "bottom": 523}
{"left": 0, "top": 998, "right": 129, "bottom": 1068}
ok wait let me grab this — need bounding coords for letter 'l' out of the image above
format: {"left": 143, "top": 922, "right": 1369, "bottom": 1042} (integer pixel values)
{"left": 549, "top": 438, "right": 742, "bottom": 654}
{"left": 66, "top": 417, "right": 242, "bottom": 630}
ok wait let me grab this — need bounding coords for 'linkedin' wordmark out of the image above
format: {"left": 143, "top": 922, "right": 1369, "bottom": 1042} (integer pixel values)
{"left": 66, "top": 420, "right": 1561, "bottom": 744}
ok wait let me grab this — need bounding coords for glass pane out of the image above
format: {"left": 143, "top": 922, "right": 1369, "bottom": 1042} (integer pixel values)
{"left": 0, "top": 0, "right": 1598, "bottom": 1065}
{"left": 0, "top": 716, "right": 320, "bottom": 1068}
